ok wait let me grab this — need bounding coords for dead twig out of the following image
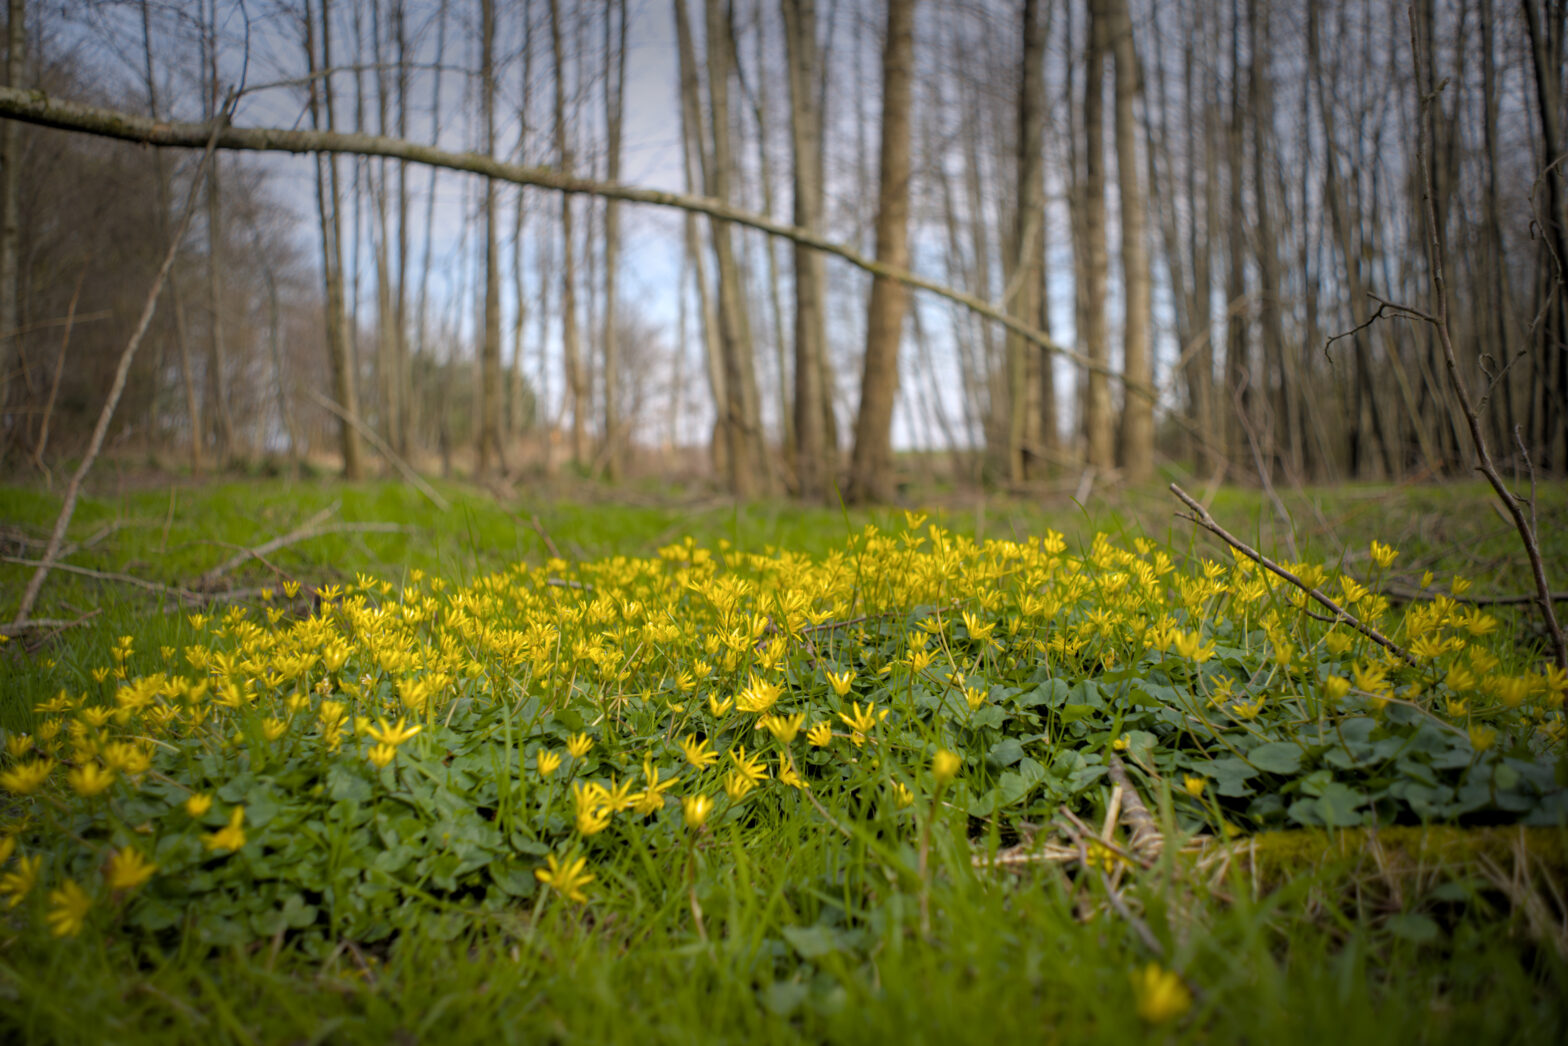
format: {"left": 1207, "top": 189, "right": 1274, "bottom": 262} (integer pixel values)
{"left": 193, "top": 503, "right": 337, "bottom": 588}
{"left": 1170, "top": 483, "right": 1418, "bottom": 667}
{"left": 3, "top": 556, "right": 200, "bottom": 602}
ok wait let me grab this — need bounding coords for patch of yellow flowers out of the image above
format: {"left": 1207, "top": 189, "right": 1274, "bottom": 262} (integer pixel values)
{"left": 0, "top": 525, "right": 1559, "bottom": 951}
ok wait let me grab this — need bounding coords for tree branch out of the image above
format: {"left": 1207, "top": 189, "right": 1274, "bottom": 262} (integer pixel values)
{"left": 0, "top": 85, "right": 1145, "bottom": 395}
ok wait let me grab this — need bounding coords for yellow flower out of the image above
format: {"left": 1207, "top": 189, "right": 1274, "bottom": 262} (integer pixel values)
{"left": 776, "top": 754, "right": 808, "bottom": 790}
{"left": 707, "top": 693, "right": 734, "bottom": 717}
{"left": 932, "top": 749, "right": 961, "bottom": 785}
{"left": 1112, "top": 734, "right": 1131, "bottom": 752}
{"left": 1369, "top": 540, "right": 1398, "bottom": 569}
{"left": 1181, "top": 628, "right": 1221, "bottom": 664}
{"left": 729, "top": 745, "right": 768, "bottom": 785}
{"left": 100, "top": 741, "right": 151, "bottom": 776}
{"left": 678, "top": 734, "right": 719, "bottom": 769}
{"left": 104, "top": 849, "right": 157, "bottom": 892}
{"left": 0, "top": 757, "right": 54, "bottom": 795}
{"left": 0, "top": 835, "right": 12, "bottom": 866}
{"left": 806, "top": 722, "right": 833, "bottom": 747}
{"left": 46, "top": 879, "right": 92, "bottom": 938}
{"left": 961, "top": 610, "right": 995, "bottom": 642}
{"left": 204, "top": 806, "right": 246, "bottom": 852}
{"left": 1322, "top": 676, "right": 1351, "bottom": 703}
{"left": 889, "top": 781, "right": 914, "bottom": 808}
{"left": 1085, "top": 840, "right": 1122, "bottom": 875}
{"left": 759, "top": 712, "right": 805, "bottom": 745}
{"left": 565, "top": 733, "right": 594, "bottom": 759}
{"left": 185, "top": 793, "right": 213, "bottom": 817}
{"left": 825, "top": 669, "right": 855, "bottom": 698}
{"left": 1352, "top": 662, "right": 1390, "bottom": 696}
{"left": 723, "top": 771, "right": 756, "bottom": 801}
{"left": 4, "top": 734, "right": 30, "bottom": 758}
{"left": 1131, "top": 963, "right": 1192, "bottom": 1024}
{"left": 575, "top": 804, "right": 612, "bottom": 836}
{"left": 1468, "top": 724, "right": 1497, "bottom": 752}
{"left": 535, "top": 852, "right": 594, "bottom": 903}
{"left": 0, "top": 854, "right": 40, "bottom": 908}
{"left": 838, "top": 701, "right": 884, "bottom": 737}
{"left": 66, "top": 763, "right": 116, "bottom": 798}
{"left": 536, "top": 749, "right": 562, "bottom": 777}
{"left": 367, "top": 716, "right": 422, "bottom": 747}
{"left": 963, "top": 685, "right": 988, "bottom": 712}
{"left": 736, "top": 674, "right": 783, "bottom": 715}
{"left": 1182, "top": 775, "right": 1206, "bottom": 798}
{"left": 682, "top": 793, "right": 713, "bottom": 828}
{"left": 367, "top": 742, "right": 397, "bottom": 768}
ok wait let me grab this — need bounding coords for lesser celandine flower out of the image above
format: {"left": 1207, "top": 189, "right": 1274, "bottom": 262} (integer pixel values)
{"left": 1183, "top": 775, "right": 1207, "bottom": 798}
{"left": 535, "top": 852, "right": 594, "bottom": 903}
{"left": 1131, "top": 963, "right": 1192, "bottom": 1024}
{"left": 1370, "top": 540, "right": 1399, "bottom": 570}
{"left": 932, "top": 749, "right": 961, "bottom": 785}
{"left": 204, "top": 807, "right": 246, "bottom": 852}
{"left": 66, "top": 763, "right": 115, "bottom": 798}
{"left": 0, "top": 757, "right": 53, "bottom": 795}
{"left": 776, "top": 755, "right": 807, "bottom": 790}
{"left": 825, "top": 670, "right": 855, "bottom": 698}
{"left": 1112, "top": 734, "right": 1131, "bottom": 752}
{"left": 367, "top": 716, "right": 421, "bottom": 747}
{"left": 566, "top": 733, "right": 594, "bottom": 759}
{"left": 963, "top": 685, "right": 988, "bottom": 712}
{"left": 1468, "top": 724, "right": 1497, "bottom": 752}
{"left": 367, "top": 743, "right": 397, "bottom": 768}
{"left": 728, "top": 745, "right": 767, "bottom": 785}
{"left": 759, "top": 712, "right": 805, "bottom": 744}
{"left": 889, "top": 781, "right": 914, "bottom": 808}
{"left": 45, "top": 879, "right": 92, "bottom": 937}
{"left": 104, "top": 848, "right": 157, "bottom": 892}
{"left": 185, "top": 793, "right": 213, "bottom": 817}
{"left": 536, "top": 749, "right": 562, "bottom": 776}
{"left": 682, "top": 793, "right": 713, "bottom": 828}
{"left": 678, "top": 734, "right": 718, "bottom": 769}
{"left": 736, "top": 674, "right": 782, "bottom": 715}
{"left": 723, "top": 771, "right": 756, "bottom": 801}
{"left": 806, "top": 722, "right": 833, "bottom": 747}
{"left": 1, "top": 854, "right": 40, "bottom": 907}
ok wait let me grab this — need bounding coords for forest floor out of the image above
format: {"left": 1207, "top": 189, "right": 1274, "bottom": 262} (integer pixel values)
{"left": 0, "top": 471, "right": 1565, "bottom": 1043}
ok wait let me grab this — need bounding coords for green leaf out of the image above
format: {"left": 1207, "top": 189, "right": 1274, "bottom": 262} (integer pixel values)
{"left": 1386, "top": 913, "right": 1441, "bottom": 944}
{"left": 1247, "top": 741, "right": 1304, "bottom": 775}
{"left": 782, "top": 924, "right": 842, "bottom": 959}
{"left": 988, "top": 738, "right": 1025, "bottom": 768}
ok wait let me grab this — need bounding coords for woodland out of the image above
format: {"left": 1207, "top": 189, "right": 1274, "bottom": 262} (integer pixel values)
{"left": 0, "top": 0, "right": 1566, "bottom": 1042}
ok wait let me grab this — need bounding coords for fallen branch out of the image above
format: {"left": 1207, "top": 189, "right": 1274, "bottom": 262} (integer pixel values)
{"left": 0, "top": 611, "right": 100, "bottom": 638}
{"left": 1170, "top": 483, "right": 1417, "bottom": 667}
{"left": 193, "top": 503, "right": 338, "bottom": 588}
{"left": 306, "top": 391, "right": 450, "bottom": 511}
{"left": 3, "top": 556, "right": 200, "bottom": 602}
{"left": 1108, "top": 756, "right": 1164, "bottom": 860}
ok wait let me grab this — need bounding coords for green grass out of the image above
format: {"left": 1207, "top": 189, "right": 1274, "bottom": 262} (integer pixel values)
{"left": 1, "top": 473, "right": 1565, "bottom": 1044}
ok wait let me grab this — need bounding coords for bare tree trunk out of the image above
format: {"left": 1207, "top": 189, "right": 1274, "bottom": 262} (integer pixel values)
{"left": 307, "top": 0, "right": 362, "bottom": 479}
{"left": 392, "top": 0, "right": 410, "bottom": 456}
{"left": 1523, "top": 0, "right": 1568, "bottom": 469}
{"left": 703, "top": 0, "right": 768, "bottom": 495}
{"left": 203, "top": 0, "right": 233, "bottom": 464}
{"left": 1110, "top": 0, "right": 1153, "bottom": 481}
{"left": 1223, "top": 0, "right": 1248, "bottom": 471}
{"left": 139, "top": 0, "right": 203, "bottom": 474}
{"left": 412, "top": 0, "right": 449, "bottom": 453}
{"left": 846, "top": 0, "right": 917, "bottom": 503}
{"left": 1247, "top": 0, "right": 1294, "bottom": 480}
{"left": 478, "top": 0, "right": 504, "bottom": 477}
{"left": 262, "top": 261, "right": 300, "bottom": 468}
{"left": 749, "top": 6, "right": 793, "bottom": 470}
{"left": 549, "top": 0, "right": 587, "bottom": 466}
{"left": 1080, "top": 0, "right": 1113, "bottom": 470}
{"left": 0, "top": 0, "right": 20, "bottom": 436}
{"left": 1005, "top": 0, "right": 1049, "bottom": 484}
{"left": 602, "top": 0, "right": 628, "bottom": 478}
{"left": 782, "top": 0, "right": 834, "bottom": 499}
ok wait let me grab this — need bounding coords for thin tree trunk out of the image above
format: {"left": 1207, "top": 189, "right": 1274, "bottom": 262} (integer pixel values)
{"left": 549, "top": 0, "right": 586, "bottom": 466}
{"left": 782, "top": 0, "right": 833, "bottom": 499}
{"left": 602, "top": 0, "right": 627, "bottom": 478}
{"left": 1081, "top": 0, "right": 1113, "bottom": 470}
{"left": 1111, "top": 0, "right": 1153, "bottom": 481}
{"left": 203, "top": 0, "right": 233, "bottom": 463}
{"left": 307, "top": 0, "right": 362, "bottom": 480}
{"left": 1005, "top": 0, "right": 1049, "bottom": 484}
{"left": 846, "top": 0, "right": 917, "bottom": 503}
{"left": 478, "top": 0, "right": 504, "bottom": 477}
{"left": 0, "top": 0, "right": 20, "bottom": 433}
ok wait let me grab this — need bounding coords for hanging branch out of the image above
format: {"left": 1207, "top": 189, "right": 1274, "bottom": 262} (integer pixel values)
{"left": 0, "top": 84, "right": 1145, "bottom": 396}
{"left": 10, "top": 96, "right": 234, "bottom": 628}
